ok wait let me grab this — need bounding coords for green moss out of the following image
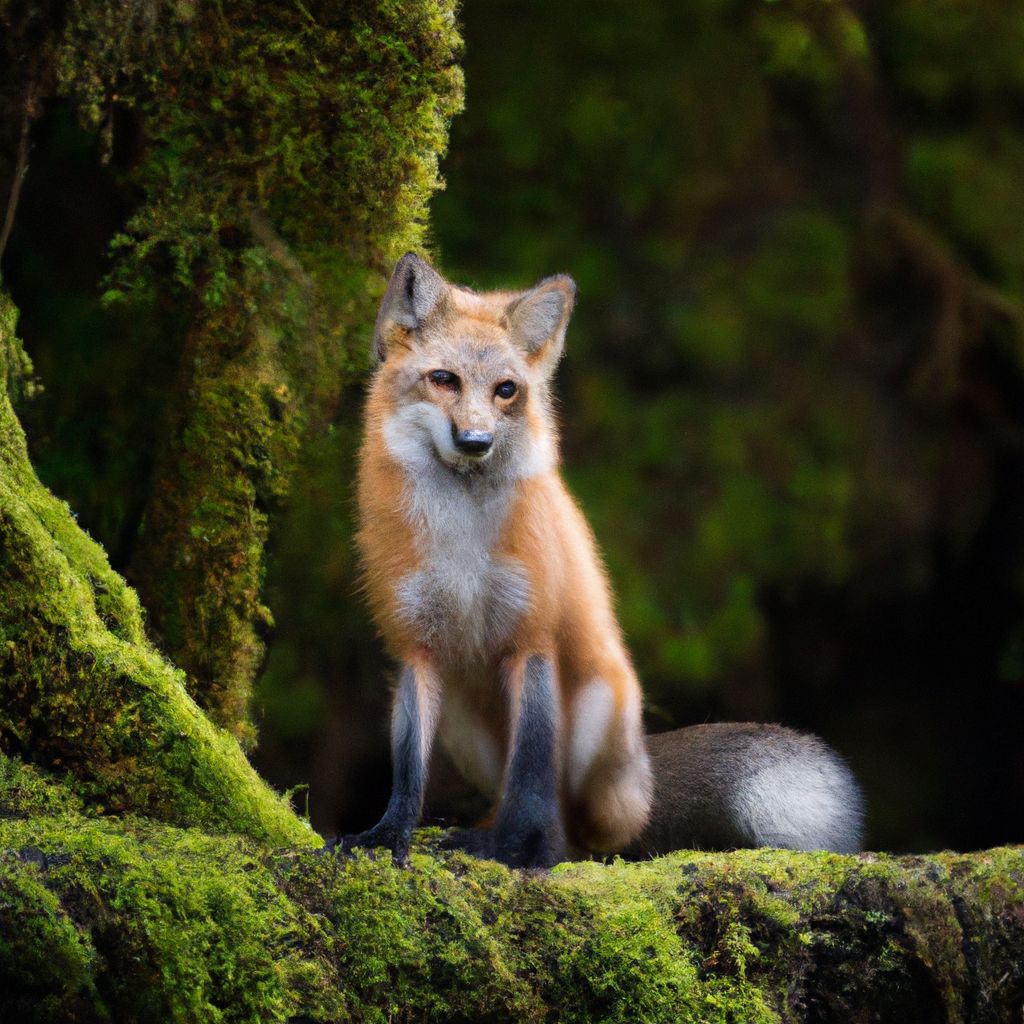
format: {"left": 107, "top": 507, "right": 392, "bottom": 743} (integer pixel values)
{"left": 1, "top": 775, "right": 1022, "bottom": 1023}
{"left": 0, "top": 0, "right": 460, "bottom": 845}
{"left": 0, "top": 814, "right": 327, "bottom": 1023}
{"left": 0, "top": 297, "right": 312, "bottom": 846}
{"left": 1, "top": 0, "right": 463, "bottom": 742}
{"left": 0, "top": 754, "right": 84, "bottom": 819}
{"left": 0, "top": 295, "right": 144, "bottom": 645}
{"left": 115, "top": 0, "right": 462, "bottom": 744}
{"left": 0, "top": 296, "right": 38, "bottom": 407}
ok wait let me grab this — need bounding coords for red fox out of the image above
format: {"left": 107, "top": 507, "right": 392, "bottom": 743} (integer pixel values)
{"left": 330, "top": 254, "right": 863, "bottom": 868}
{"left": 330, "top": 253, "right": 651, "bottom": 868}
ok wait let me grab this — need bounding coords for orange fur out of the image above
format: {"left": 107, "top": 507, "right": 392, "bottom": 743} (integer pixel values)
{"left": 357, "top": 267, "right": 652, "bottom": 853}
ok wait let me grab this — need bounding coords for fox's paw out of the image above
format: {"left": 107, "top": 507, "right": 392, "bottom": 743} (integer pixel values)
{"left": 323, "top": 825, "right": 410, "bottom": 865}
{"left": 490, "top": 825, "right": 566, "bottom": 871}
{"left": 440, "top": 824, "right": 566, "bottom": 870}
{"left": 439, "top": 826, "right": 494, "bottom": 858}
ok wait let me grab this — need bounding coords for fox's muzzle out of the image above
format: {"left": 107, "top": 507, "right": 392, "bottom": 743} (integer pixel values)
{"left": 452, "top": 426, "right": 494, "bottom": 456}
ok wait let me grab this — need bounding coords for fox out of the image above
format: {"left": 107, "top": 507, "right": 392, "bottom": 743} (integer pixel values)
{"left": 329, "top": 253, "right": 863, "bottom": 868}
{"left": 329, "top": 252, "right": 650, "bottom": 868}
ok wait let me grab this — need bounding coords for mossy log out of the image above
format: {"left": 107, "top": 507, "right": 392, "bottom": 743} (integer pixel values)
{"left": 1, "top": 759, "right": 1022, "bottom": 1024}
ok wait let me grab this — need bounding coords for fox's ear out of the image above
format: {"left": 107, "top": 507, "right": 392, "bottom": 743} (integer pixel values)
{"left": 374, "top": 252, "right": 449, "bottom": 362}
{"left": 506, "top": 274, "right": 576, "bottom": 374}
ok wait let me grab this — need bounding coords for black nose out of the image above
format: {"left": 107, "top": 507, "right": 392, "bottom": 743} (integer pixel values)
{"left": 453, "top": 428, "right": 493, "bottom": 455}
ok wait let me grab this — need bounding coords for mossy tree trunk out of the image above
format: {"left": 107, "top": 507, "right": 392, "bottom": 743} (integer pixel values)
{"left": 0, "top": 1, "right": 460, "bottom": 831}
{"left": 1, "top": 0, "right": 463, "bottom": 745}
{"left": 0, "top": 293, "right": 310, "bottom": 844}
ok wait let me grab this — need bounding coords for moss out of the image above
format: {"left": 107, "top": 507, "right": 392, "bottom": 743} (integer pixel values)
{"left": 0, "top": 294, "right": 144, "bottom": 645}
{"left": 1, "top": 773, "right": 1022, "bottom": 1023}
{"left": 108, "top": 0, "right": 462, "bottom": 744}
{"left": 1, "top": 0, "right": 464, "bottom": 742}
{"left": 0, "top": 297, "right": 312, "bottom": 846}
{"left": 0, "top": 814, "right": 327, "bottom": 1023}
{"left": 0, "top": 296, "right": 38, "bottom": 407}
{"left": 0, "top": 0, "right": 459, "bottom": 851}
{"left": 0, "top": 753, "right": 84, "bottom": 819}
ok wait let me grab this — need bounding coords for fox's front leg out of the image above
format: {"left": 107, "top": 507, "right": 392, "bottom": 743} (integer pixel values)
{"left": 478, "top": 654, "right": 568, "bottom": 869}
{"left": 328, "top": 661, "right": 439, "bottom": 864}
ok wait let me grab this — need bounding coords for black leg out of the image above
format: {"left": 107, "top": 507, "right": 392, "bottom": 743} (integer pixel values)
{"left": 489, "top": 654, "right": 567, "bottom": 869}
{"left": 327, "top": 663, "right": 437, "bottom": 864}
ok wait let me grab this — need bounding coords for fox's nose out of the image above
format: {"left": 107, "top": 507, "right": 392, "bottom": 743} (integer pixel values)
{"left": 452, "top": 427, "right": 493, "bottom": 455}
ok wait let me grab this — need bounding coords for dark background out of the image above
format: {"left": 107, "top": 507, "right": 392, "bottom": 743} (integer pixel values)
{"left": 4, "top": 0, "right": 1024, "bottom": 853}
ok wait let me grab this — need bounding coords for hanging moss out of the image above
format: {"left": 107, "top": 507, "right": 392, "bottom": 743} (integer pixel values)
{"left": 1, "top": 763, "right": 1022, "bottom": 1023}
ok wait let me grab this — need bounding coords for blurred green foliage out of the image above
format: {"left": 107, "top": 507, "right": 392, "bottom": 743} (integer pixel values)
{"left": 435, "top": 1, "right": 942, "bottom": 706}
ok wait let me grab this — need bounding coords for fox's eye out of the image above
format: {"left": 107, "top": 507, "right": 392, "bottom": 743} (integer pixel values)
{"left": 428, "top": 370, "right": 458, "bottom": 388}
{"left": 495, "top": 380, "right": 517, "bottom": 400}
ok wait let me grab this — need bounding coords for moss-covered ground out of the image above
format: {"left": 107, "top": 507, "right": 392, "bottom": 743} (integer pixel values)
{"left": 2, "top": 756, "right": 1022, "bottom": 1023}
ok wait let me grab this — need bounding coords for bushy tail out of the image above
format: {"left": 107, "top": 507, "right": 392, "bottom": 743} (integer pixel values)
{"left": 622, "top": 723, "right": 864, "bottom": 858}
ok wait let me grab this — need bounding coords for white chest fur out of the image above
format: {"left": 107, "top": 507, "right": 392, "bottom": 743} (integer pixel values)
{"left": 387, "top": 432, "right": 531, "bottom": 663}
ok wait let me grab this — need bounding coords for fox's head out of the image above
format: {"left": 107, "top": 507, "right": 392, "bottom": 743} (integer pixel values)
{"left": 370, "top": 253, "right": 575, "bottom": 479}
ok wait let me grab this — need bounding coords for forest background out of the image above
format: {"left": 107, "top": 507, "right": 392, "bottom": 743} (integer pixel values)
{"left": 4, "top": 0, "right": 1024, "bottom": 855}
